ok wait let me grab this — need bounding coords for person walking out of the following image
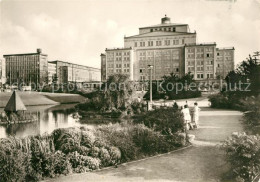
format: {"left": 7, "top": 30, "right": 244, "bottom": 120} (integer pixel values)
{"left": 181, "top": 105, "right": 192, "bottom": 130}
{"left": 193, "top": 102, "right": 201, "bottom": 128}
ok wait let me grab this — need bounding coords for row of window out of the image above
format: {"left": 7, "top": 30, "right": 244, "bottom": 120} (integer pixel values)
{"left": 187, "top": 47, "right": 214, "bottom": 53}
{"left": 187, "top": 53, "right": 214, "bottom": 58}
{"left": 139, "top": 67, "right": 179, "bottom": 74}
{"left": 115, "top": 57, "right": 130, "bottom": 61}
{"left": 139, "top": 56, "right": 180, "bottom": 61}
{"left": 150, "top": 27, "right": 176, "bottom": 32}
{"left": 115, "top": 63, "right": 130, "bottom": 68}
{"left": 196, "top": 73, "right": 214, "bottom": 79}
{"left": 134, "top": 39, "right": 184, "bottom": 47}
{"left": 139, "top": 51, "right": 179, "bottom": 56}
{"left": 115, "top": 52, "right": 130, "bottom": 56}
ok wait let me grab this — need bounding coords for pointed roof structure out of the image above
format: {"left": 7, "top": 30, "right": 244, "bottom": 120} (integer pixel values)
{"left": 4, "top": 91, "right": 27, "bottom": 112}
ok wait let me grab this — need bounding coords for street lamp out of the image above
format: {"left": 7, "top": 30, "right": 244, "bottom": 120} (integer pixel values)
{"left": 148, "top": 65, "right": 153, "bottom": 103}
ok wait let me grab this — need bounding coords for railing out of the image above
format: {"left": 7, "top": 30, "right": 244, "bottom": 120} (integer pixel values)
{"left": 185, "top": 42, "right": 216, "bottom": 46}
{"left": 216, "top": 47, "right": 235, "bottom": 50}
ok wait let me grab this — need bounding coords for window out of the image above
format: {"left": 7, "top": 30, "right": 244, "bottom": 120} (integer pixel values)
{"left": 164, "top": 40, "right": 170, "bottom": 46}
{"left": 150, "top": 29, "right": 153, "bottom": 32}
{"left": 140, "top": 42, "right": 145, "bottom": 47}
{"left": 140, "top": 69, "right": 143, "bottom": 73}
{"left": 217, "top": 52, "right": 220, "bottom": 56}
{"left": 173, "top": 27, "right": 176, "bottom": 32}
{"left": 182, "top": 39, "right": 185, "bottom": 44}
{"left": 156, "top": 41, "right": 162, "bottom": 46}
{"left": 135, "top": 42, "right": 138, "bottom": 47}
{"left": 148, "top": 41, "right": 153, "bottom": 46}
{"left": 207, "top": 53, "right": 210, "bottom": 58}
{"left": 173, "top": 40, "right": 179, "bottom": 45}
{"left": 176, "top": 68, "right": 179, "bottom": 72}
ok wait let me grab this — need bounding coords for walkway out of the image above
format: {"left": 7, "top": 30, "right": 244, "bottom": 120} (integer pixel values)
{"left": 48, "top": 107, "right": 243, "bottom": 182}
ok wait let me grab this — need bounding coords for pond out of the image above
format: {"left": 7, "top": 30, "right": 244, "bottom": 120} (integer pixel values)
{"left": 0, "top": 104, "right": 97, "bottom": 138}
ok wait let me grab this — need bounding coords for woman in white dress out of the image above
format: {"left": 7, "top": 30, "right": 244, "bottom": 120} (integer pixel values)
{"left": 193, "top": 102, "right": 201, "bottom": 128}
{"left": 181, "top": 105, "right": 192, "bottom": 130}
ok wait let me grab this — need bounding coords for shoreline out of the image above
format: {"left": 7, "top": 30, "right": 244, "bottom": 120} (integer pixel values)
{"left": 0, "top": 91, "right": 86, "bottom": 108}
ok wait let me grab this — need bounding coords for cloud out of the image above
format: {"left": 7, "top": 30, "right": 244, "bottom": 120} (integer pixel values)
{"left": 0, "top": 0, "right": 259, "bottom": 69}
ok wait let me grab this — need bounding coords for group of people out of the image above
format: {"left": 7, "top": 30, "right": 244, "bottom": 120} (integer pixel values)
{"left": 181, "top": 101, "right": 201, "bottom": 131}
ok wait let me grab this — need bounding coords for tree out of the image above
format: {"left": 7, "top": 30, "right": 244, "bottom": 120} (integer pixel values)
{"left": 225, "top": 53, "right": 260, "bottom": 94}
{"left": 104, "top": 74, "right": 135, "bottom": 110}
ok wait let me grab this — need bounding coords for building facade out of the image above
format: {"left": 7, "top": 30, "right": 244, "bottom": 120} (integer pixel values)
{"left": 216, "top": 47, "right": 235, "bottom": 79}
{"left": 101, "top": 16, "right": 235, "bottom": 83}
{"left": 101, "top": 48, "right": 134, "bottom": 81}
{"left": 48, "top": 62, "right": 57, "bottom": 84}
{"left": 0, "top": 58, "right": 6, "bottom": 86}
{"left": 3, "top": 49, "right": 48, "bottom": 86}
{"left": 48, "top": 60, "right": 101, "bottom": 84}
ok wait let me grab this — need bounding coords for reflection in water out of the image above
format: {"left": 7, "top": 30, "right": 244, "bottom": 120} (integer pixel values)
{"left": 0, "top": 104, "right": 92, "bottom": 138}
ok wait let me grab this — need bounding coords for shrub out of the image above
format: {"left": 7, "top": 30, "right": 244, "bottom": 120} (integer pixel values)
{"left": 0, "top": 147, "right": 29, "bottom": 182}
{"left": 95, "top": 123, "right": 140, "bottom": 162}
{"left": 52, "top": 128, "right": 82, "bottom": 154}
{"left": 107, "top": 146, "right": 121, "bottom": 165}
{"left": 133, "top": 108, "right": 184, "bottom": 135}
{"left": 68, "top": 151, "right": 100, "bottom": 172}
{"left": 0, "top": 120, "right": 187, "bottom": 181}
{"left": 222, "top": 132, "right": 260, "bottom": 182}
{"left": 131, "top": 124, "right": 170, "bottom": 155}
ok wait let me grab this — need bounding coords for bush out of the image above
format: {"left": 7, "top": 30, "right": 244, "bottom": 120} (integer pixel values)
{"left": 132, "top": 124, "right": 173, "bottom": 155}
{"left": 67, "top": 151, "right": 100, "bottom": 172}
{"left": 222, "top": 132, "right": 260, "bottom": 182}
{"left": 0, "top": 120, "right": 186, "bottom": 181}
{"left": 0, "top": 147, "right": 29, "bottom": 182}
{"left": 95, "top": 123, "right": 140, "bottom": 162}
{"left": 134, "top": 108, "right": 184, "bottom": 135}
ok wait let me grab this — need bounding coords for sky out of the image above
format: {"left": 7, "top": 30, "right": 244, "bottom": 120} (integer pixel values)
{"left": 0, "top": 0, "right": 260, "bottom": 69}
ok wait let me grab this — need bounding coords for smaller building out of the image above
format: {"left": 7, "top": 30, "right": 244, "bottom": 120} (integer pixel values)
{"left": 0, "top": 58, "right": 6, "bottom": 87}
{"left": 101, "top": 47, "right": 134, "bottom": 82}
{"left": 184, "top": 43, "right": 217, "bottom": 82}
{"left": 216, "top": 47, "right": 235, "bottom": 79}
{"left": 48, "top": 60, "right": 101, "bottom": 84}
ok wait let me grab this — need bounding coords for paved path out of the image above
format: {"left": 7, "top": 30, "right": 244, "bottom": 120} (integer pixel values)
{"left": 48, "top": 107, "right": 243, "bottom": 182}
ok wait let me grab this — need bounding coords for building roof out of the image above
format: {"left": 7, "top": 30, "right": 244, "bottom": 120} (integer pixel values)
{"left": 4, "top": 91, "right": 27, "bottom": 112}
{"left": 216, "top": 47, "right": 235, "bottom": 50}
{"left": 184, "top": 42, "right": 217, "bottom": 47}
{"left": 139, "top": 23, "right": 188, "bottom": 29}
{"left": 3, "top": 53, "right": 47, "bottom": 57}
{"left": 105, "top": 47, "right": 133, "bottom": 51}
{"left": 125, "top": 31, "right": 195, "bottom": 39}
{"left": 48, "top": 60, "right": 100, "bottom": 71}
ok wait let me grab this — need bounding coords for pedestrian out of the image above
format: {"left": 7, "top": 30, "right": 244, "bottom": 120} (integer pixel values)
{"left": 173, "top": 100, "right": 178, "bottom": 110}
{"left": 181, "top": 104, "right": 192, "bottom": 130}
{"left": 137, "top": 96, "right": 141, "bottom": 103}
{"left": 193, "top": 102, "right": 201, "bottom": 128}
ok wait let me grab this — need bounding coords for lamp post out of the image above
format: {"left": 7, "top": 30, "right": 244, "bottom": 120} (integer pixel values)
{"left": 148, "top": 65, "right": 153, "bottom": 103}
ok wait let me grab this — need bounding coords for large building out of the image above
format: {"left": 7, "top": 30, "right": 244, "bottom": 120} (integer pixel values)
{"left": 0, "top": 58, "right": 6, "bottom": 86}
{"left": 4, "top": 49, "right": 48, "bottom": 86}
{"left": 100, "top": 15, "right": 235, "bottom": 83}
{"left": 48, "top": 60, "right": 101, "bottom": 84}
{"left": 3, "top": 49, "right": 101, "bottom": 88}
